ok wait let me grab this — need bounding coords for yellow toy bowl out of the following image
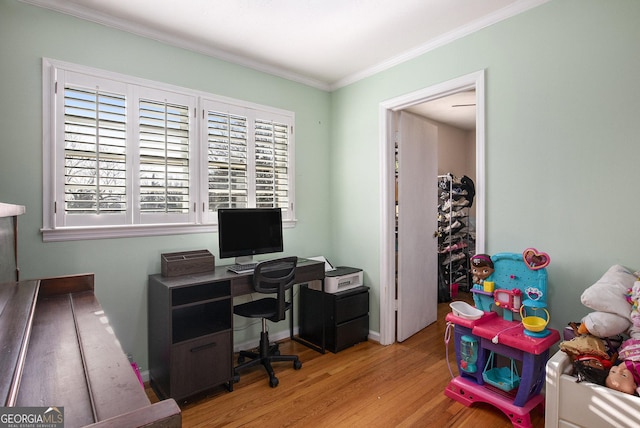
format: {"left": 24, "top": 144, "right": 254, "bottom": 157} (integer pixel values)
{"left": 522, "top": 316, "right": 548, "bottom": 332}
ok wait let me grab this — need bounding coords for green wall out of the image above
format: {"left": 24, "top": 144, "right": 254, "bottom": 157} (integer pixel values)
{"left": 330, "top": 0, "right": 640, "bottom": 334}
{"left": 0, "top": 0, "right": 332, "bottom": 370}
{"left": 2, "top": 0, "right": 640, "bottom": 371}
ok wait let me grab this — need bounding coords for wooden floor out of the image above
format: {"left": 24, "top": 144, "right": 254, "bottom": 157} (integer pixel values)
{"left": 147, "top": 292, "right": 545, "bottom": 427}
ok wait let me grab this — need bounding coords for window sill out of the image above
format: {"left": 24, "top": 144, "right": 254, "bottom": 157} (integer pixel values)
{"left": 41, "top": 220, "right": 296, "bottom": 242}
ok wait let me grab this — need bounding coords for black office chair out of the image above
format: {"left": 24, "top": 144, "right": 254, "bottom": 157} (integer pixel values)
{"left": 233, "top": 256, "right": 302, "bottom": 387}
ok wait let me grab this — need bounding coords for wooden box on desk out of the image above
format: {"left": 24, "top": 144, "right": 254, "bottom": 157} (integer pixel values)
{"left": 161, "top": 250, "right": 215, "bottom": 277}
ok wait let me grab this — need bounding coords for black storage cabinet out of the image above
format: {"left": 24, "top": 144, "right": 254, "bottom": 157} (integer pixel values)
{"left": 299, "top": 285, "right": 369, "bottom": 353}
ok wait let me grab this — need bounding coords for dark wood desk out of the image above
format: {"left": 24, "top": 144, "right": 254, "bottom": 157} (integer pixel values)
{"left": 148, "top": 258, "right": 325, "bottom": 401}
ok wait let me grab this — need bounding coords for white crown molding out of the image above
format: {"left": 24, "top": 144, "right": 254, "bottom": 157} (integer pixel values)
{"left": 330, "top": 0, "right": 550, "bottom": 90}
{"left": 19, "top": 0, "right": 333, "bottom": 91}
{"left": 20, "top": 0, "right": 549, "bottom": 92}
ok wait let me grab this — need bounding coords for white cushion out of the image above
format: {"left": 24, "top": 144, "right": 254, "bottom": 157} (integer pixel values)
{"left": 581, "top": 264, "right": 635, "bottom": 319}
{"left": 581, "top": 311, "right": 631, "bottom": 337}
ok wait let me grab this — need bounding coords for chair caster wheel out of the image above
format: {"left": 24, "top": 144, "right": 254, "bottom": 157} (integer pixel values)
{"left": 269, "top": 377, "right": 279, "bottom": 388}
{"left": 233, "top": 374, "right": 240, "bottom": 383}
{"left": 294, "top": 360, "right": 302, "bottom": 370}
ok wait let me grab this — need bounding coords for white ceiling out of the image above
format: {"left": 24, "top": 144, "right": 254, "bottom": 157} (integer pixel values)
{"left": 20, "top": 0, "right": 548, "bottom": 129}
{"left": 21, "top": 0, "right": 547, "bottom": 90}
{"left": 406, "top": 90, "right": 477, "bottom": 131}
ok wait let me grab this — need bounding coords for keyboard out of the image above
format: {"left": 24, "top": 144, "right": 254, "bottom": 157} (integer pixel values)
{"left": 227, "top": 263, "right": 258, "bottom": 274}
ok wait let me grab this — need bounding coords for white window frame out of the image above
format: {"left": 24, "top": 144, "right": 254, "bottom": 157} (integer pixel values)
{"left": 42, "top": 58, "right": 296, "bottom": 242}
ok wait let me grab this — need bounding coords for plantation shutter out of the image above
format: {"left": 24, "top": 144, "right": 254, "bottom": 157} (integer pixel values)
{"left": 255, "top": 118, "right": 290, "bottom": 211}
{"left": 45, "top": 59, "right": 295, "bottom": 238}
{"left": 139, "top": 99, "right": 191, "bottom": 214}
{"left": 63, "top": 86, "right": 127, "bottom": 216}
{"left": 206, "top": 109, "right": 249, "bottom": 211}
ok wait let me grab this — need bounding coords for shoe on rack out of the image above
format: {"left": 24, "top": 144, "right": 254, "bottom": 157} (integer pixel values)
{"left": 441, "top": 220, "right": 463, "bottom": 234}
{"left": 439, "top": 241, "right": 468, "bottom": 253}
{"left": 451, "top": 187, "right": 468, "bottom": 196}
{"left": 438, "top": 173, "right": 456, "bottom": 187}
{"left": 442, "top": 197, "right": 470, "bottom": 212}
{"left": 441, "top": 232, "right": 464, "bottom": 245}
{"left": 454, "top": 209, "right": 467, "bottom": 218}
{"left": 442, "top": 220, "right": 462, "bottom": 233}
{"left": 440, "top": 189, "right": 467, "bottom": 200}
{"left": 442, "top": 252, "right": 466, "bottom": 265}
{"left": 449, "top": 265, "right": 468, "bottom": 278}
{"left": 454, "top": 273, "right": 469, "bottom": 283}
{"left": 457, "top": 229, "right": 470, "bottom": 237}
{"left": 439, "top": 213, "right": 448, "bottom": 223}
{"left": 440, "top": 210, "right": 466, "bottom": 222}
{"left": 439, "top": 242, "right": 453, "bottom": 254}
{"left": 453, "top": 197, "right": 470, "bottom": 207}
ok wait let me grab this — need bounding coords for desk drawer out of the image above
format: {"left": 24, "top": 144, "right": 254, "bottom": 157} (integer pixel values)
{"left": 335, "top": 290, "right": 369, "bottom": 324}
{"left": 334, "top": 315, "right": 369, "bottom": 352}
{"left": 170, "top": 331, "right": 231, "bottom": 400}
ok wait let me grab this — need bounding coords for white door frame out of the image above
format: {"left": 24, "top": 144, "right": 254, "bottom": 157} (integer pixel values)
{"left": 378, "top": 70, "right": 486, "bottom": 345}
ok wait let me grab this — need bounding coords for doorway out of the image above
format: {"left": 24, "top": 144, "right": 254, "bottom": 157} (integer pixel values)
{"left": 378, "top": 70, "right": 486, "bottom": 345}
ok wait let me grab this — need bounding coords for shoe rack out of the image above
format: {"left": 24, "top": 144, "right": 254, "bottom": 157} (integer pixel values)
{"left": 437, "top": 173, "right": 475, "bottom": 301}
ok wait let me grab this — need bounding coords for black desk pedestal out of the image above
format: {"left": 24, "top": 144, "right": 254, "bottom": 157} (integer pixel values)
{"left": 299, "top": 285, "right": 369, "bottom": 353}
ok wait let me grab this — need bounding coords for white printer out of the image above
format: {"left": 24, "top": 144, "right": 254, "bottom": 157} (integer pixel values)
{"left": 309, "top": 266, "right": 363, "bottom": 294}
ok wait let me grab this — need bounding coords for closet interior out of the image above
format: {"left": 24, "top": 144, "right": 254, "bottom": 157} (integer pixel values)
{"left": 437, "top": 173, "right": 475, "bottom": 302}
{"left": 396, "top": 92, "right": 478, "bottom": 305}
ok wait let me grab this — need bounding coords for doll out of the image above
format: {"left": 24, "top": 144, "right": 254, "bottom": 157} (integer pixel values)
{"left": 559, "top": 331, "right": 615, "bottom": 384}
{"left": 470, "top": 254, "right": 495, "bottom": 312}
{"left": 604, "top": 286, "right": 640, "bottom": 395}
{"left": 606, "top": 362, "right": 640, "bottom": 395}
{"left": 470, "top": 254, "right": 494, "bottom": 285}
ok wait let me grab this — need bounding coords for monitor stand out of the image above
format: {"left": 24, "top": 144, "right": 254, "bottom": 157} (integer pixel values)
{"left": 234, "top": 255, "right": 255, "bottom": 266}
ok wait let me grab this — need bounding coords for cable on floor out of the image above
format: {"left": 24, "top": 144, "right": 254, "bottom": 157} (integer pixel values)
{"left": 444, "top": 321, "right": 455, "bottom": 379}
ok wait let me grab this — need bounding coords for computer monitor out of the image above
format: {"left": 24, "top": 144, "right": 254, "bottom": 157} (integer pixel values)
{"left": 217, "top": 208, "right": 283, "bottom": 265}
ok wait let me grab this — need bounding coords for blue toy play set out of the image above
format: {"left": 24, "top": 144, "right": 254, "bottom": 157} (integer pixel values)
{"left": 444, "top": 249, "right": 559, "bottom": 428}
{"left": 471, "top": 250, "right": 551, "bottom": 337}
